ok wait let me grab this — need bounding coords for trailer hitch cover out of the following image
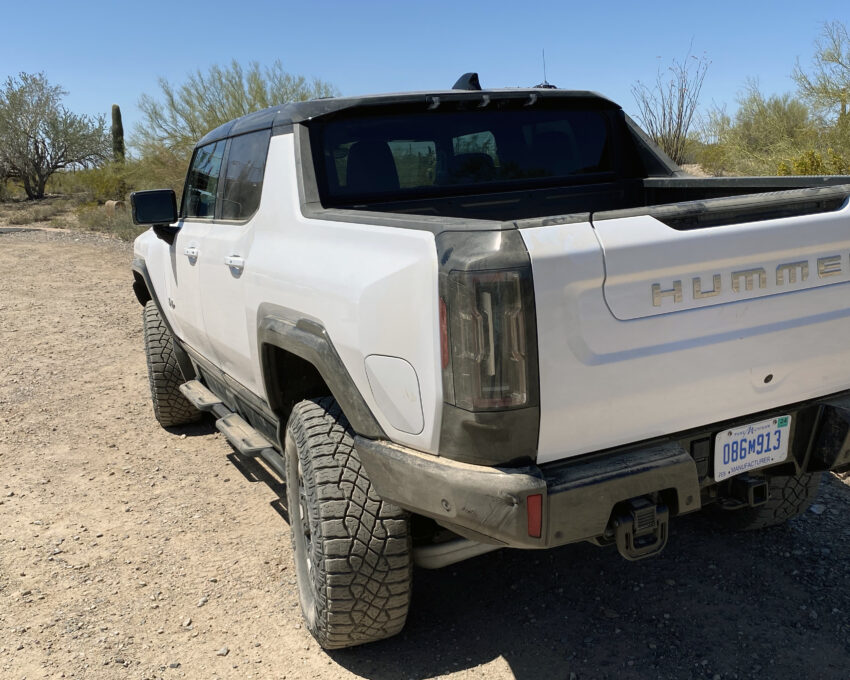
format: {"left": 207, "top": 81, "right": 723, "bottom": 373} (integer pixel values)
{"left": 613, "top": 498, "right": 669, "bottom": 561}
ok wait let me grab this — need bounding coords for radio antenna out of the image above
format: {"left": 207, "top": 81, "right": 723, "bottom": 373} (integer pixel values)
{"left": 534, "top": 49, "right": 557, "bottom": 88}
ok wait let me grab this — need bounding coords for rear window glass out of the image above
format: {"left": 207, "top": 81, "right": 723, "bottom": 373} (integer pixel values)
{"left": 312, "top": 106, "right": 615, "bottom": 204}
{"left": 220, "top": 130, "right": 271, "bottom": 220}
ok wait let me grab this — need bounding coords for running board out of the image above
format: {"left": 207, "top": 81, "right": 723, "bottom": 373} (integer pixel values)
{"left": 179, "top": 380, "right": 223, "bottom": 411}
{"left": 216, "top": 413, "right": 275, "bottom": 456}
{"left": 178, "top": 380, "right": 287, "bottom": 480}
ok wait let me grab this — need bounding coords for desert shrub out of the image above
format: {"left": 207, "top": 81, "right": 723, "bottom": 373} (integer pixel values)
{"left": 75, "top": 202, "right": 145, "bottom": 240}
{"left": 48, "top": 163, "right": 127, "bottom": 203}
{"left": 0, "top": 178, "right": 27, "bottom": 200}
{"left": 124, "top": 144, "right": 188, "bottom": 198}
{"left": 777, "top": 148, "right": 850, "bottom": 175}
{"left": 4, "top": 198, "right": 70, "bottom": 224}
{"left": 692, "top": 143, "right": 729, "bottom": 176}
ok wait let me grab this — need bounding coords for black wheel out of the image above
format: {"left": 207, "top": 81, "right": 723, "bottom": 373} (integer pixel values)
{"left": 142, "top": 300, "right": 200, "bottom": 427}
{"left": 713, "top": 471, "right": 822, "bottom": 530}
{"left": 285, "top": 397, "right": 412, "bottom": 649}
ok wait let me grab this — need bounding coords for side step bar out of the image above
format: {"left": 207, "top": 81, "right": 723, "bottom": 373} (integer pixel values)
{"left": 179, "top": 380, "right": 287, "bottom": 480}
{"left": 215, "top": 413, "right": 275, "bottom": 456}
{"left": 179, "top": 380, "right": 224, "bottom": 412}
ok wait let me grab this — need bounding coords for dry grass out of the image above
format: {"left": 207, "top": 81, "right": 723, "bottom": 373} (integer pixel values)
{"left": 0, "top": 195, "right": 146, "bottom": 241}
{"left": 0, "top": 197, "right": 74, "bottom": 226}
{"left": 75, "top": 202, "right": 147, "bottom": 240}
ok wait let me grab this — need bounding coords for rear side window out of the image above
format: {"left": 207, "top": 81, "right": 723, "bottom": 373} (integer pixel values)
{"left": 183, "top": 141, "right": 225, "bottom": 218}
{"left": 220, "top": 130, "right": 271, "bottom": 220}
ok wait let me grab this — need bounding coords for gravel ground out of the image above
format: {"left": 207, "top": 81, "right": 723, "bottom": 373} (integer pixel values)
{"left": 0, "top": 226, "right": 849, "bottom": 680}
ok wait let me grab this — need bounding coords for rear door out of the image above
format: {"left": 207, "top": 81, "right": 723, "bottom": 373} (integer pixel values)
{"left": 197, "top": 130, "right": 271, "bottom": 397}
{"left": 522, "top": 196, "right": 850, "bottom": 465}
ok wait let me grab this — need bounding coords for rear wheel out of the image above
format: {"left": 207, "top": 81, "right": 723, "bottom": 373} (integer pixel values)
{"left": 142, "top": 300, "right": 200, "bottom": 427}
{"left": 285, "top": 397, "right": 412, "bottom": 649}
{"left": 713, "top": 471, "right": 822, "bottom": 530}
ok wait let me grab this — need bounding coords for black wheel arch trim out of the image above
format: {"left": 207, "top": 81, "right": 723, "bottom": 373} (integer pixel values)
{"left": 257, "top": 304, "right": 386, "bottom": 440}
{"left": 131, "top": 257, "right": 196, "bottom": 382}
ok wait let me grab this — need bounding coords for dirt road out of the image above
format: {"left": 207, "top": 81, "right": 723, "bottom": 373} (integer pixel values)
{"left": 1, "top": 227, "right": 849, "bottom": 680}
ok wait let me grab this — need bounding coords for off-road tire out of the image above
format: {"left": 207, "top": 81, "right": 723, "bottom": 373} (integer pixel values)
{"left": 714, "top": 471, "right": 822, "bottom": 530}
{"left": 142, "top": 300, "right": 201, "bottom": 427}
{"left": 285, "top": 397, "right": 412, "bottom": 649}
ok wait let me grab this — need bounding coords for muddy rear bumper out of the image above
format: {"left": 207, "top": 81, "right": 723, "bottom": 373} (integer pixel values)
{"left": 354, "top": 437, "right": 700, "bottom": 549}
{"left": 355, "top": 393, "right": 850, "bottom": 550}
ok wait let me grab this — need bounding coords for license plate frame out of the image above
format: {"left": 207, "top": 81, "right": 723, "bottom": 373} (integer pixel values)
{"left": 713, "top": 415, "right": 791, "bottom": 482}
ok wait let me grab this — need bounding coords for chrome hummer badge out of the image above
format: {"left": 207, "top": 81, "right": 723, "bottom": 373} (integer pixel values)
{"left": 651, "top": 255, "right": 843, "bottom": 307}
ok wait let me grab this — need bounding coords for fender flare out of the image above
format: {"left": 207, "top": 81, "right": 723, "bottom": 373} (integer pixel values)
{"left": 257, "top": 306, "right": 385, "bottom": 440}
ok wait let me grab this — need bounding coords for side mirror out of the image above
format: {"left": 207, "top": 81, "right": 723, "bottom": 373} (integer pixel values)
{"left": 130, "top": 190, "right": 180, "bottom": 244}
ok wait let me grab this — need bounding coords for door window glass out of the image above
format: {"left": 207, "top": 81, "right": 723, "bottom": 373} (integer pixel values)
{"left": 182, "top": 141, "right": 225, "bottom": 218}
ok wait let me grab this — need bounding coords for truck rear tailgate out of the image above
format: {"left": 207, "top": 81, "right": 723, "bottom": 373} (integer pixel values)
{"left": 521, "top": 194, "right": 850, "bottom": 465}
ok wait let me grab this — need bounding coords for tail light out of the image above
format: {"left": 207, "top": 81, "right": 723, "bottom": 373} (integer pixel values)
{"left": 436, "top": 230, "right": 540, "bottom": 465}
{"left": 442, "top": 268, "right": 533, "bottom": 410}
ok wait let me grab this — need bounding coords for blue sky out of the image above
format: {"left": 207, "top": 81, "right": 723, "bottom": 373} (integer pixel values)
{"left": 0, "top": 0, "right": 846, "bottom": 137}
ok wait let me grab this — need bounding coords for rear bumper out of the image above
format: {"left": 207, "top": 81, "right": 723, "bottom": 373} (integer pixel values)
{"left": 355, "top": 392, "right": 850, "bottom": 550}
{"left": 354, "top": 437, "right": 700, "bottom": 549}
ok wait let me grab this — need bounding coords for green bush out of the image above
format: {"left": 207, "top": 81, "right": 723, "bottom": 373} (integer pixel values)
{"left": 48, "top": 163, "right": 128, "bottom": 203}
{"left": 777, "top": 148, "right": 850, "bottom": 175}
{"left": 124, "top": 144, "right": 188, "bottom": 198}
{"left": 691, "top": 142, "right": 729, "bottom": 176}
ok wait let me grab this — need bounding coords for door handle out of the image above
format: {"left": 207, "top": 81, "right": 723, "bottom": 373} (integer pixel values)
{"left": 224, "top": 255, "right": 245, "bottom": 273}
{"left": 183, "top": 246, "right": 199, "bottom": 259}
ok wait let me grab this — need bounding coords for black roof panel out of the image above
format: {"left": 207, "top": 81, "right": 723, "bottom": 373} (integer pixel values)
{"left": 194, "top": 88, "right": 619, "bottom": 148}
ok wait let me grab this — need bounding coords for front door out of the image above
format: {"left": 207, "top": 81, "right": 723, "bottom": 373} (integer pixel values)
{"left": 197, "top": 129, "right": 271, "bottom": 397}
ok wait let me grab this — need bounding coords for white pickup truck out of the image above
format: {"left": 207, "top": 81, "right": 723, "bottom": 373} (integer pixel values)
{"left": 130, "top": 76, "right": 850, "bottom": 649}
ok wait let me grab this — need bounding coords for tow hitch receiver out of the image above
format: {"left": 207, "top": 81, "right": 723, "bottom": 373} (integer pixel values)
{"left": 730, "top": 475, "right": 769, "bottom": 508}
{"left": 613, "top": 498, "right": 669, "bottom": 561}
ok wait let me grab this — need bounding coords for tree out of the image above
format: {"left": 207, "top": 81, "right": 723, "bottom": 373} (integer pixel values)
{"left": 136, "top": 60, "right": 338, "bottom": 159}
{"left": 631, "top": 50, "right": 710, "bottom": 165}
{"left": 0, "top": 73, "right": 109, "bottom": 199}
{"left": 792, "top": 21, "right": 850, "bottom": 125}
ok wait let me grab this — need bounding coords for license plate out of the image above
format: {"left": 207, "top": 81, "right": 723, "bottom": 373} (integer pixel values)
{"left": 713, "top": 415, "right": 791, "bottom": 482}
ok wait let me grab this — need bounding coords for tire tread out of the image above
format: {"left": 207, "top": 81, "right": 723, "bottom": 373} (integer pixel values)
{"left": 288, "top": 397, "right": 412, "bottom": 649}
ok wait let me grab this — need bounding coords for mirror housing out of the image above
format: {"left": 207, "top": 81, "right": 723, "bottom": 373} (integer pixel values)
{"left": 130, "top": 190, "right": 180, "bottom": 244}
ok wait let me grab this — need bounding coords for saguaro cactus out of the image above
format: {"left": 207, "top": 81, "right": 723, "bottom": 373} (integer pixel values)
{"left": 111, "top": 104, "right": 125, "bottom": 163}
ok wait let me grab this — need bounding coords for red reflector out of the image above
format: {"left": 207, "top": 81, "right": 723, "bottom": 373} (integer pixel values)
{"left": 527, "top": 494, "right": 542, "bottom": 538}
{"left": 439, "top": 297, "right": 449, "bottom": 369}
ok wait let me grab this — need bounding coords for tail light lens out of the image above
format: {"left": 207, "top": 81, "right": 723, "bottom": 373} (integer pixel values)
{"left": 443, "top": 267, "right": 536, "bottom": 411}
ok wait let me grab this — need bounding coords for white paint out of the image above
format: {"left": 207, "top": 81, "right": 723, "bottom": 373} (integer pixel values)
{"left": 595, "top": 201, "right": 850, "bottom": 320}
{"left": 522, "top": 212, "right": 850, "bottom": 465}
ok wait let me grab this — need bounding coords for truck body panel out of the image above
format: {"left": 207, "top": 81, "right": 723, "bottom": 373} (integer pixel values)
{"left": 523, "top": 199, "right": 850, "bottom": 464}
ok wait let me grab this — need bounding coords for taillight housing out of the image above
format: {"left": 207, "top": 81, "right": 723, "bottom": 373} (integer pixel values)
{"left": 438, "top": 230, "right": 539, "bottom": 418}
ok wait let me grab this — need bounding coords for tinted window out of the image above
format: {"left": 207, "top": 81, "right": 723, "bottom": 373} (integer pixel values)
{"left": 387, "top": 140, "right": 436, "bottom": 188}
{"left": 183, "top": 141, "right": 225, "bottom": 218}
{"left": 220, "top": 130, "right": 271, "bottom": 220}
{"left": 312, "top": 106, "right": 617, "bottom": 204}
